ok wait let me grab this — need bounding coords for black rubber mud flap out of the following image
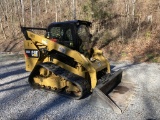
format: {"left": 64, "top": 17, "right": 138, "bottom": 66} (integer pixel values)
{"left": 90, "top": 69, "right": 136, "bottom": 114}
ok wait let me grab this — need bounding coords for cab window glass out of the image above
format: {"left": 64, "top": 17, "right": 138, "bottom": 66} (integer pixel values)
{"left": 65, "top": 29, "right": 72, "bottom": 41}
{"left": 50, "top": 27, "right": 62, "bottom": 39}
{"left": 78, "top": 25, "right": 90, "bottom": 42}
{"left": 78, "top": 25, "right": 91, "bottom": 51}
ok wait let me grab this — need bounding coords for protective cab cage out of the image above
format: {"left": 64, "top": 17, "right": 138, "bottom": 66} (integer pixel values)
{"left": 21, "top": 20, "right": 92, "bottom": 51}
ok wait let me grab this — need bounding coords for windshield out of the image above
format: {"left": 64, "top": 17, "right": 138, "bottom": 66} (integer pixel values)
{"left": 78, "top": 25, "right": 90, "bottom": 42}
{"left": 50, "top": 26, "right": 73, "bottom": 41}
{"left": 50, "top": 27, "right": 63, "bottom": 39}
{"left": 78, "top": 25, "right": 91, "bottom": 51}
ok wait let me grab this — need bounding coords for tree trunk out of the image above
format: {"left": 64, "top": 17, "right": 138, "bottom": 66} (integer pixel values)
{"left": 30, "top": 0, "right": 33, "bottom": 27}
{"left": 20, "top": 0, "right": 25, "bottom": 25}
{"left": 54, "top": 0, "right": 58, "bottom": 22}
{"left": 72, "top": 0, "right": 76, "bottom": 20}
{"left": 45, "top": 0, "right": 47, "bottom": 13}
{"left": 0, "top": 17, "right": 7, "bottom": 40}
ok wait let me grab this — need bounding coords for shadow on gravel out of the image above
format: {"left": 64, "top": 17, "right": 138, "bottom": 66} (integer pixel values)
{"left": 111, "top": 63, "right": 140, "bottom": 71}
{"left": 0, "top": 84, "right": 29, "bottom": 92}
{"left": 0, "top": 68, "right": 26, "bottom": 79}
{"left": 0, "top": 85, "right": 30, "bottom": 112}
{"left": 142, "top": 84, "right": 158, "bottom": 119}
{"left": 18, "top": 95, "right": 69, "bottom": 120}
{"left": 0, "top": 54, "right": 24, "bottom": 62}
{"left": 0, "top": 61, "right": 25, "bottom": 69}
{"left": 57, "top": 99, "right": 90, "bottom": 120}
{"left": 0, "top": 76, "right": 28, "bottom": 87}
{"left": 144, "top": 96, "right": 158, "bottom": 120}
{"left": 110, "top": 65, "right": 116, "bottom": 72}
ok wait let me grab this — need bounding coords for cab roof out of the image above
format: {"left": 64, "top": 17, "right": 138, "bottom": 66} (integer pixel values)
{"left": 47, "top": 20, "right": 92, "bottom": 29}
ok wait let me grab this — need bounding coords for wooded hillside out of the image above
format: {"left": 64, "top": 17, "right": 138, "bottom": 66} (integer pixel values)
{"left": 0, "top": 0, "right": 159, "bottom": 62}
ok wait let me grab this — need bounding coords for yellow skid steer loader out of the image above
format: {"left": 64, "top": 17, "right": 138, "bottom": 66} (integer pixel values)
{"left": 21, "top": 20, "right": 135, "bottom": 114}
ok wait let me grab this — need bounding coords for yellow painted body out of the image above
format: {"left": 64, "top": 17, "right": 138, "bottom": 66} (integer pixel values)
{"left": 34, "top": 67, "right": 79, "bottom": 92}
{"left": 24, "top": 31, "right": 110, "bottom": 89}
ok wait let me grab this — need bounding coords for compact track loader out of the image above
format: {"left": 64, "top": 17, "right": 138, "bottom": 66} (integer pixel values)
{"left": 21, "top": 20, "right": 135, "bottom": 114}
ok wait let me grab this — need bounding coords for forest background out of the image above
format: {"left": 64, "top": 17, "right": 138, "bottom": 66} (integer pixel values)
{"left": 0, "top": 0, "right": 159, "bottom": 62}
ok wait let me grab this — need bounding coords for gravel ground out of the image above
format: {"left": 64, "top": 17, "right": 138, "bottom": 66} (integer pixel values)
{"left": 0, "top": 54, "right": 160, "bottom": 120}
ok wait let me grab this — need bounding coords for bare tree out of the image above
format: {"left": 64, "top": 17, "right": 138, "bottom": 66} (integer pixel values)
{"left": 45, "top": 0, "right": 47, "bottom": 13}
{"left": 59, "top": 0, "right": 62, "bottom": 21}
{"left": 3, "top": 0, "right": 8, "bottom": 22}
{"left": 30, "top": 0, "right": 33, "bottom": 26}
{"left": 37, "top": 0, "right": 41, "bottom": 15}
{"left": 20, "top": 0, "right": 25, "bottom": 25}
{"left": 0, "top": 1, "right": 8, "bottom": 23}
{"left": 54, "top": 0, "right": 58, "bottom": 22}
{"left": 0, "top": 17, "right": 7, "bottom": 40}
{"left": 72, "top": 0, "right": 76, "bottom": 20}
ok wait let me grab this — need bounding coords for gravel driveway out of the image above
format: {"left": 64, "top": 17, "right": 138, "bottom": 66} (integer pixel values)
{"left": 0, "top": 54, "right": 160, "bottom": 120}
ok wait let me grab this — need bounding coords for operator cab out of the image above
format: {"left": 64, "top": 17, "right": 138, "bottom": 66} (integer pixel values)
{"left": 46, "top": 20, "right": 92, "bottom": 52}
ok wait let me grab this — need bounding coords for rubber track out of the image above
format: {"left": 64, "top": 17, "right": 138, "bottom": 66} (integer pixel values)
{"left": 28, "top": 62, "right": 90, "bottom": 99}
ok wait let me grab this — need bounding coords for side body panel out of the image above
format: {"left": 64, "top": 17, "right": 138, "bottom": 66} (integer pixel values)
{"left": 24, "top": 40, "right": 40, "bottom": 71}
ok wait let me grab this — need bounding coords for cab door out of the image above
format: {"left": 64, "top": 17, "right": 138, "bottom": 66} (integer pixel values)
{"left": 49, "top": 24, "right": 75, "bottom": 49}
